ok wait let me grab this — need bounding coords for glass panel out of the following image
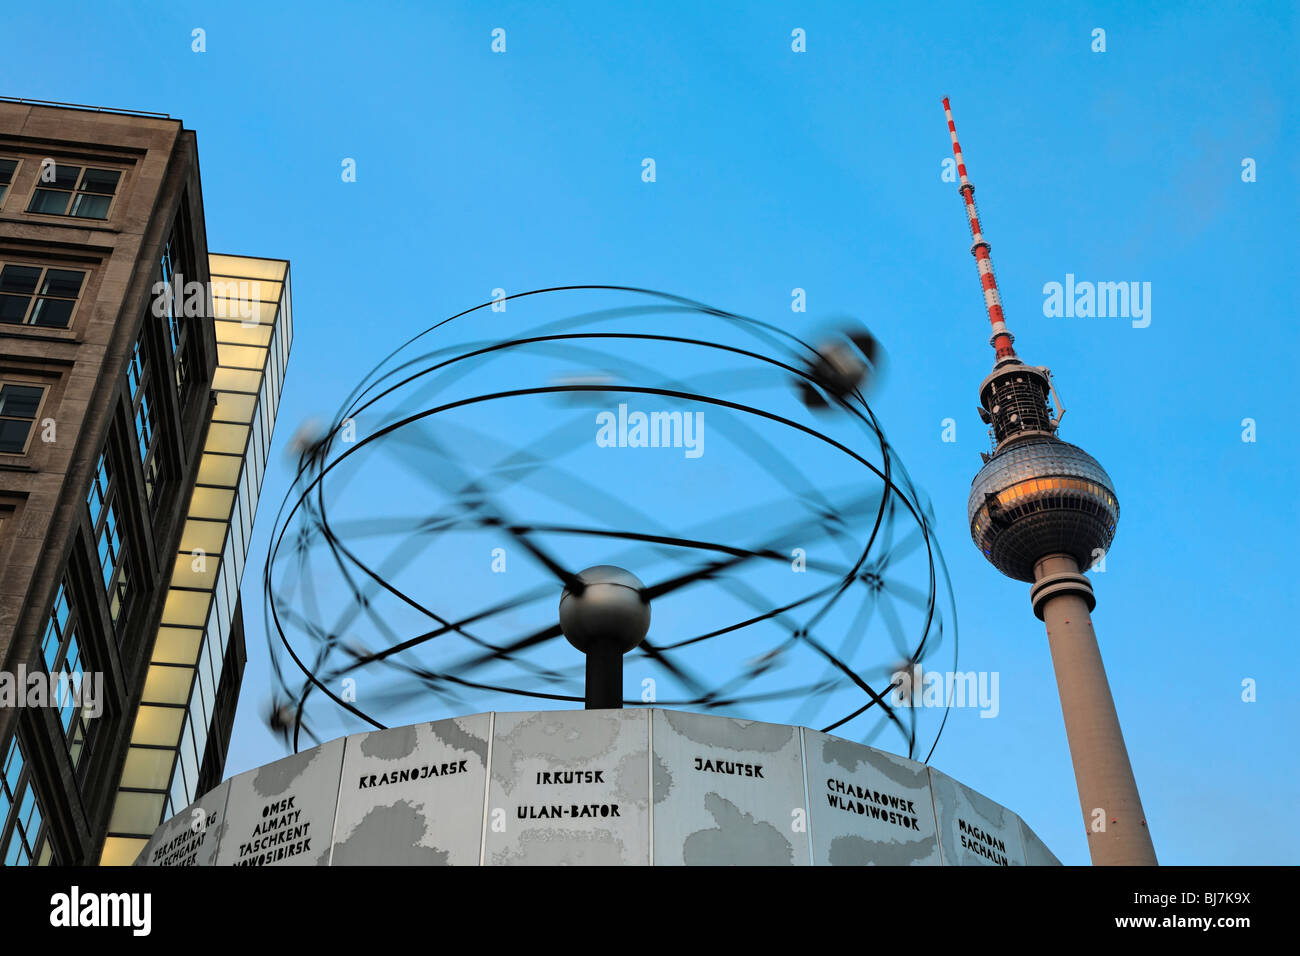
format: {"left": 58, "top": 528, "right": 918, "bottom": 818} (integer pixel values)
{"left": 208, "top": 256, "right": 287, "bottom": 280}
{"left": 0, "top": 419, "right": 32, "bottom": 453}
{"left": 214, "top": 321, "right": 272, "bottom": 347}
{"left": 0, "top": 385, "right": 42, "bottom": 418}
{"left": 108, "top": 790, "right": 166, "bottom": 835}
{"left": 141, "top": 664, "right": 193, "bottom": 705}
{"left": 100, "top": 837, "right": 148, "bottom": 867}
{"left": 216, "top": 343, "right": 266, "bottom": 370}
{"left": 130, "top": 704, "right": 185, "bottom": 745}
{"left": 178, "top": 518, "right": 226, "bottom": 555}
{"left": 0, "top": 159, "right": 16, "bottom": 184}
{"left": 188, "top": 486, "right": 234, "bottom": 521}
{"left": 68, "top": 193, "right": 110, "bottom": 219}
{"left": 39, "top": 269, "right": 85, "bottom": 297}
{"left": 204, "top": 422, "right": 249, "bottom": 455}
{"left": 0, "top": 294, "right": 29, "bottom": 324}
{"left": 78, "top": 168, "right": 120, "bottom": 195}
{"left": 153, "top": 626, "right": 203, "bottom": 665}
{"left": 213, "top": 391, "right": 257, "bottom": 423}
{"left": 29, "top": 298, "right": 74, "bottom": 328}
{"left": 161, "top": 589, "right": 211, "bottom": 628}
{"left": 211, "top": 297, "right": 278, "bottom": 324}
{"left": 212, "top": 367, "right": 262, "bottom": 393}
{"left": 0, "top": 265, "right": 41, "bottom": 294}
{"left": 27, "top": 189, "right": 70, "bottom": 215}
{"left": 197, "top": 453, "right": 241, "bottom": 486}
{"left": 48, "top": 165, "right": 81, "bottom": 189}
{"left": 171, "top": 552, "right": 218, "bottom": 591}
{"left": 119, "top": 746, "right": 175, "bottom": 790}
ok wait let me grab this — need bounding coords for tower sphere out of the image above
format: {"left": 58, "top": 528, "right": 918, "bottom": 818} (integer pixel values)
{"left": 559, "top": 565, "right": 651, "bottom": 654}
{"left": 967, "top": 437, "right": 1119, "bottom": 582}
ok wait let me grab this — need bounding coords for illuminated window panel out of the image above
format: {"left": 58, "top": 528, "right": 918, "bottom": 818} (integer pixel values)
{"left": 197, "top": 452, "right": 242, "bottom": 487}
{"left": 142, "top": 664, "right": 193, "bottom": 705}
{"left": 211, "top": 297, "right": 279, "bottom": 324}
{"left": 213, "top": 391, "right": 257, "bottom": 423}
{"left": 188, "top": 486, "right": 235, "bottom": 521}
{"left": 216, "top": 343, "right": 267, "bottom": 371}
{"left": 208, "top": 255, "right": 287, "bottom": 281}
{"left": 161, "top": 589, "right": 211, "bottom": 628}
{"left": 99, "top": 837, "right": 147, "bottom": 867}
{"left": 178, "top": 518, "right": 226, "bottom": 556}
{"left": 130, "top": 705, "right": 185, "bottom": 746}
{"left": 214, "top": 320, "right": 273, "bottom": 347}
{"left": 119, "top": 746, "right": 176, "bottom": 791}
{"left": 108, "top": 790, "right": 166, "bottom": 834}
{"left": 212, "top": 367, "right": 262, "bottom": 394}
{"left": 204, "top": 422, "right": 250, "bottom": 456}
{"left": 170, "top": 552, "right": 219, "bottom": 591}
{"left": 153, "top": 626, "right": 203, "bottom": 665}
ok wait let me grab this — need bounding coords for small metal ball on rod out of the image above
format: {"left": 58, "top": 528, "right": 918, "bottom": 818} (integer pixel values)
{"left": 559, "top": 565, "right": 651, "bottom": 710}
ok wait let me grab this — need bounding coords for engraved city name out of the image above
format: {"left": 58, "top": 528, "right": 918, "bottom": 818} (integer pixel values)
{"left": 694, "top": 756, "right": 764, "bottom": 777}
{"left": 517, "top": 804, "right": 621, "bottom": 819}
{"left": 535, "top": 769, "right": 605, "bottom": 784}
{"left": 825, "top": 777, "right": 922, "bottom": 831}
{"left": 957, "top": 817, "right": 1009, "bottom": 865}
{"left": 357, "top": 759, "right": 469, "bottom": 789}
{"left": 235, "top": 796, "right": 315, "bottom": 865}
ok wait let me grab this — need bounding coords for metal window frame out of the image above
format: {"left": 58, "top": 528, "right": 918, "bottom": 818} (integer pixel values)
{"left": 23, "top": 162, "right": 124, "bottom": 221}
{"left": 0, "top": 378, "right": 50, "bottom": 456}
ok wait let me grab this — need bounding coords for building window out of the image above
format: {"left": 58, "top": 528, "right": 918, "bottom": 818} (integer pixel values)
{"left": 1, "top": 736, "right": 52, "bottom": 866}
{"left": 0, "top": 263, "right": 87, "bottom": 329}
{"left": 27, "top": 164, "right": 121, "bottom": 220}
{"left": 87, "top": 453, "right": 131, "bottom": 632}
{"left": 127, "top": 339, "right": 162, "bottom": 505}
{"left": 39, "top": 581, "right": 95, "bottom": 774}
{"left": 0, "top": 159, "right": 18, "bottom": 208}
{"left": 160, "top": 234, "right": 192, "bottom": 393}
{"left": 0, "top": 382, "right": 46, "bottom": 455}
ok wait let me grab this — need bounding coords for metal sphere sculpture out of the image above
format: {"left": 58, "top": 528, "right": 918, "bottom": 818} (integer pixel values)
{"left": 559, "top": 565, "right": 651, "bottom": 654}
{"left": 263, "top": 286, "right": 958, "bottom": 762}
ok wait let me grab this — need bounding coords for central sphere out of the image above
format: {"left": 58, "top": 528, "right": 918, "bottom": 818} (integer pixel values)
{"left": 559, "top": 565, "right": 650, "bottom": 654}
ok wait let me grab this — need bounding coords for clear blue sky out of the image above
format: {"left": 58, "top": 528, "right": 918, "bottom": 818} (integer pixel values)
{"left": 5, "top": 0, "right": 1296, "bottom": 864}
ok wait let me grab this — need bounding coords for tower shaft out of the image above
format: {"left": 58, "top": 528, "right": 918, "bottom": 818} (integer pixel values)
{"left": 1031, "top": 554, "right": 1157, "bottom": 865}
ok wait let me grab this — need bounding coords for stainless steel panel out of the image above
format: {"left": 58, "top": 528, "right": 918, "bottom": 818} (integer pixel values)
{"left": 652, "top": 709, "right": 809, "bottom": 865}
{"left": 485, "top": 709, "right": 650, "bottom": 865}
{"left": 331, "top": 713, "right": 490, "bottom": 865}
{"left": 213, "top": 736, "right": 345, "bottom": 866}
{"left": 805, "top": 729, "right": 940, "bottom": 865}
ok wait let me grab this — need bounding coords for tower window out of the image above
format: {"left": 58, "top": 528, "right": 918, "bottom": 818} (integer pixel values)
{"left": 27, "top": 165, "right": 121, "bottom": 220}
{"left": 0, "top": 382, "right": 46, "bottom": 454}
{"left": 0, "top": 263, "right": 87, "bottom": 329}
{"left": 0, "top": 736, "right": 53, "bottom": 866}
{"left": 0, "top": 159, "right": 18, "bottom": 209}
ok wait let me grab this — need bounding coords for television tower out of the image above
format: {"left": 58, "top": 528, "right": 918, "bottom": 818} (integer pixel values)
{"left": 942, "top": 97, "right": 1157, "bottom": 866}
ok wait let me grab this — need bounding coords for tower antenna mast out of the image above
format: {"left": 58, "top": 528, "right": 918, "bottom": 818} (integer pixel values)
{"left": 942, "top": 96, "right": 1017, "bottom": 362}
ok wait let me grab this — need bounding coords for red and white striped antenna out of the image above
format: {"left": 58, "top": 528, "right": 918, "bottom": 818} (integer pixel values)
{"left": 942, "top": 97, "right": 1016, "bottom": 362}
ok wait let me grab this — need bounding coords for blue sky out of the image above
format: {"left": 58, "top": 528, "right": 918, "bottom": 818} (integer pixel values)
{"left": 5, "top": 0, "right": 1297, "bottom": 864}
